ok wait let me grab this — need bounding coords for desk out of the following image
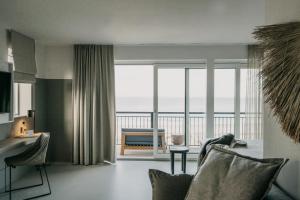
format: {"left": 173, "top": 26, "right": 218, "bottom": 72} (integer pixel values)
{"left": 0, "top": 137, "right": 37, "bottom": 155}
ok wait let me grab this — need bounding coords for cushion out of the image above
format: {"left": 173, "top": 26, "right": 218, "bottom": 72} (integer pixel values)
{"left": 185, "top": 145, "right": 288, "bottom": 200}
{"left": 149, "top": 169, "right": 193, "bottom": 200}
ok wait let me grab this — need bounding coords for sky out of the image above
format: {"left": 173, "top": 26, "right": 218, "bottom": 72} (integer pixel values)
{"left": 115, "top": 65, "right": 245, "bottom": 98}
{"left": 114, "top": 65, "right": 248, "bottom": 112}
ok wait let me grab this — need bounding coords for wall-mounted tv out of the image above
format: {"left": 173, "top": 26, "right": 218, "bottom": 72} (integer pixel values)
{"left": 0, "top": 71, "right": 12, "bottom": 113}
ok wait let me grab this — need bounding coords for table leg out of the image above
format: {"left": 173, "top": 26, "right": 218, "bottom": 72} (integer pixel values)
{"left": 181, "top": 153, "right": 184, "bottom": 172}
{"left": 183, "top": 153, "right": 187, "bottom": 173}
{"left": 171, "top": 152, "right": 175, "bottom": 174}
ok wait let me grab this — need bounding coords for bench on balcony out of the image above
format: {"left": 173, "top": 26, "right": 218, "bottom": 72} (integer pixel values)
{"left": 120, "top": 128, "right": 166, "bottom": 155}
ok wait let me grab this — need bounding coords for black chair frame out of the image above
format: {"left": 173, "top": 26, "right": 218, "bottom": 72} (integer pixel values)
{"left": 3, "top": 164, "right": 51, "bottom": 200}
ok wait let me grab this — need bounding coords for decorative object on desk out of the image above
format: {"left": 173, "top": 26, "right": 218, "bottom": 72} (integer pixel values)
{"left": 26, "top": 129, "right": 34, "bottom": 136}
{"left": 28, "top": 109, "right": 36, "bottom": 132}
{"left": 14, "top": 132, "right": 41, "bottom": 138}
{"left": 253, "top": 22, "right": 300, "bottom": 143}
{"left": 10, "top": 116, "right": 33, "bottom": 137}
{"left": 171, "top": 135, "right": 184, "bottom": 145}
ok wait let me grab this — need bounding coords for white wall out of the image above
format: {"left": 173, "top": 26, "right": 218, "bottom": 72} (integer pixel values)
{"left": 36, "top": 45, "right": 73, "bottom": 79}
{"left": 115, "top": 45, "right": 247, "bottom": 61}
{"left": 36, "top": 44, "right": 247, "bottom": 79}
{"left": 264, "top": 0, "right": 300, "bottom": 199}
{"left": 0, "top": 21, "right": 8, "bottom": 63}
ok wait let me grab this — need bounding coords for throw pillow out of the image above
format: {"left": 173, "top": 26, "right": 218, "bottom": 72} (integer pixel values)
{"left": 186, "top": 145, "right": 288, "bottom": 200}
{"left": 149, "top": 169, "right": 193, "bottom": 200}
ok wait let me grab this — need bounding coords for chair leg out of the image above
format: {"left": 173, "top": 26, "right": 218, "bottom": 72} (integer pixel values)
{"left": 0, "top": 165, "right": 7, "bottom": 195}
{"left": 4, "top": 164, "right": 6, "bottom": 192}
{"left": 5, "top": 167, "right": 43, "bottom": 192}
{"left": 43, "top": 165, "right": 51, "bottom": 195}
{"left": 23, "top": 164, "right": 51, "bottom": 200}
{"left": 9, "top": 166, "right": 11, "bottom": 200}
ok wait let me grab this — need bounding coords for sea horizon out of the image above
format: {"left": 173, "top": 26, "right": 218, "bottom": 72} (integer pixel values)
{"left": 116, "top": 97, "right": 245, "bottom": 113}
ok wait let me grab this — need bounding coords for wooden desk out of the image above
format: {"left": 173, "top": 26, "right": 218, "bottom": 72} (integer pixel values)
{"left": 0, "top": 137, "right": 37, "bottom": 155}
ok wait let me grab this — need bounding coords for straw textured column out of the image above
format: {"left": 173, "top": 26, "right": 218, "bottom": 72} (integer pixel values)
{"left": 253, "top": 22, "right": 300, "bottom": 142}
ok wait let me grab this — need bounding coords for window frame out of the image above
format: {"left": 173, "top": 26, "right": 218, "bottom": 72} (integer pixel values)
{"left": 213, "top": 62, "right": 247, "bottom": 139}
{"left": 13, "top": 82, "right": 33, "bottom": 117}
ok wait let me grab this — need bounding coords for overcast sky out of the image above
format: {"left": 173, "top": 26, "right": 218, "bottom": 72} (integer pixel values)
{"left": 115, "top": 65, "right": 244, "bottom": 98}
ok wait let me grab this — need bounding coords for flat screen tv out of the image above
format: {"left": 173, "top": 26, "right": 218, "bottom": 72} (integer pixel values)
{"left": 0, "top": 71, "right": 12, "bottom": 113}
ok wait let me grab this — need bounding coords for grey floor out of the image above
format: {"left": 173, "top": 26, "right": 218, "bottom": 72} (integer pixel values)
{"left": 0, "top": 160, "right": 198, "bottom": 200}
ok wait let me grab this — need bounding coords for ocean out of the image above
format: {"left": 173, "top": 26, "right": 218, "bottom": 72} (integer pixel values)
{"left": 116, "top": 97, "right": 246, "bottom": 113}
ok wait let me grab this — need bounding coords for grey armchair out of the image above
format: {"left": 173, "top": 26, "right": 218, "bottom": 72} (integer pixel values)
{"left": 4, "top": 133, "right": 51, "bottom": 200}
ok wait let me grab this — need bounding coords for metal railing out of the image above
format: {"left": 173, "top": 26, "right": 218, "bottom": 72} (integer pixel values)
{"left": 116, "top": 111, "right": 248, "bottom": 146}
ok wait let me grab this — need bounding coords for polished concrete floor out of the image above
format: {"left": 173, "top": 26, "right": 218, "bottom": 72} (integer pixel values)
{"left": 0, "top": 160, "right": 198, "bottom": 200}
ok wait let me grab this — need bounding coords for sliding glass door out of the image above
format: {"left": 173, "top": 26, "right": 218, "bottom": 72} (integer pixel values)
{"left": 115, "top": 62, "right": 256, "bottom": 158}
{"left": 153, "top": 64, "right": 206, "bottom": 157}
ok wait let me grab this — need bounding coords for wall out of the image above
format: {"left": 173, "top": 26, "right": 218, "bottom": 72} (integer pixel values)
{"left": 35, "top": 79, "right": 73, "bottom": 162}
{"left": 34, "top": 45, "right": 73, "bottom": 162}
{"left": 0, "top": 18, "right": 11, "bottom": 140}
{"left": 36, "top": 44, "right": 247, "bottom": 79}
{"left": 115, "top": 45, "right": 247, "bottom": 62}
{"left": 0, "top": 21, "right": 33, "bottom": 191}
{"left": 264, "top": 0, "right": 300, "bottom": 199}
{"left": 33, "top": 44, "right": 248, "bottom": 163}
{"left": 37, "top": 45, "right": 73, "bottom": 79}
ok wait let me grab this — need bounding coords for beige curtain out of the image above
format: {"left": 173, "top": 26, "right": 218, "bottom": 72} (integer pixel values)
{"left": 243, "top": 45, "right": 263, "bottom": 140}
{"left": 73, "top": 45, "right": 115, "bottom": 165}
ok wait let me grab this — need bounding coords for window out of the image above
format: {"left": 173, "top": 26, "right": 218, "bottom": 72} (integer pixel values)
{"left": 14, "top": 83, "right": 32, "bottom": 116}
{"left": 214, "top": 68, "right": 235, "bottom": 137}
{"left": 8, "top": 47, "right": 33, "bottom": 117}
{"left": 213, "top": 63, "right": 253, "bottom": 139}
{"left": 115, "top": 65, "right": 154, "bottom": 146}
{"left": 115, "top": 61, "right": 260, "bottom": 158}
{"left": 8, "top": 47, "right": 14, "bottom": 66}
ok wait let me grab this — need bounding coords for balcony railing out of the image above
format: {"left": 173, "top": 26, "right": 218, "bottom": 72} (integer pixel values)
{"left": 116, "top": 112, "right": 249, "bottom": 146}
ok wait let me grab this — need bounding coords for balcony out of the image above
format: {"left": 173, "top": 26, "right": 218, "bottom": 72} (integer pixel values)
{"left": 116, "top": 111, "right": 251, "bottom": 148}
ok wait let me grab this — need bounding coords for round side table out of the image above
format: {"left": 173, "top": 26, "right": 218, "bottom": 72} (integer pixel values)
{"left": 169, "top": 146, "right": 189, "bottom": 174}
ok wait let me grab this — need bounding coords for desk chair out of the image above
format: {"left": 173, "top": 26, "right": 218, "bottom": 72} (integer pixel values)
{"left": 4, "top": 133, "right": 51, "bottom": 200}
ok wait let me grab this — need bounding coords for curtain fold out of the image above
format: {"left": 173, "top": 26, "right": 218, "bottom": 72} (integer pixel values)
{"left": 243, "top": 45, "right": 263, "bottom": 140}
{"left": 73, "top": 45, "right": 115, "bottom": 165}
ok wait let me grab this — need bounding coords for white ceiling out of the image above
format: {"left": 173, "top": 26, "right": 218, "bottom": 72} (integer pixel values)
{"left": 0, "top": 0, "right": 265, "bottom": 45}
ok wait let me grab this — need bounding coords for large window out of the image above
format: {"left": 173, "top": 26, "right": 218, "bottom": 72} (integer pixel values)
{"left": 115, "top": 62, "right": 258, "bottom": 157}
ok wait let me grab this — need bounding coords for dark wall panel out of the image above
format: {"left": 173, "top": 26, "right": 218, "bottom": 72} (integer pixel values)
{"left": 35, "top": 79, "right": 73, "bottom": 163}
{"left": 35, "top": 79, "right": 47, "bottom": 132}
